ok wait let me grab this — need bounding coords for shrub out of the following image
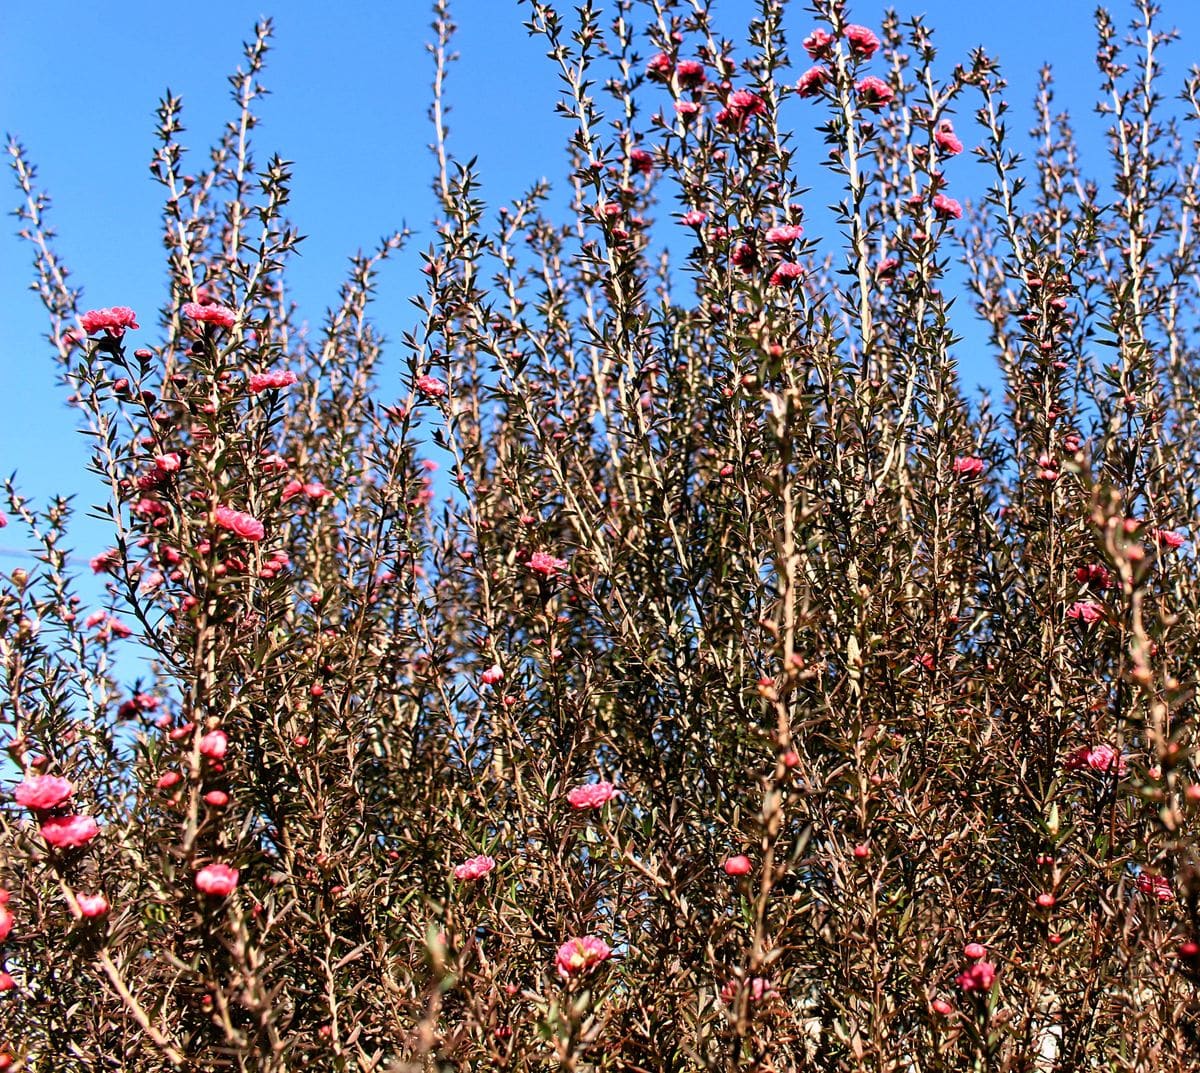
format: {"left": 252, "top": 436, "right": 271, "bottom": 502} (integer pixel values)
{"left": 3, "top": 1, "right": 1200, "bottom": 1069}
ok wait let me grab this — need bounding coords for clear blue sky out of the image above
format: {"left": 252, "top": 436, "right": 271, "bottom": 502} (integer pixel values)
{"left": 5, "top": 0, "right": 1200, "bottom": 571}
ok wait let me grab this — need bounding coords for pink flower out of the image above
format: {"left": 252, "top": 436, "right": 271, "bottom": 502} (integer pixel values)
{"left": 718, "top": 89, "right": 767, "bottom": 131}
{"left": 259, "top": 452, "right": 290, "bottom": 474}
{"left": 195, "top": 862, "right": 239, "bottom": 898}
{"left": 731, "top": 243, "right": 757, "bottom": 271}
{"left": 953, "top": 456, "right": 984, "bottom": 477}
{"left": 796, "top": 65, "right": 830, "bottom": 98}
{"left": 76, "top": 893, "right": 110, "bottom": 918}
{"left": 481, "top": 664, "right": 504, "bottom": 686}
{"left": 802, "top": 28, "right": 835, "bottom": 58}
{"left": 214, "top": 506, "right": 265, "bottom": 542}
{"left": 845, "top": 24, "right": 881, "bottom": 59}
{"left": 1136, "top": 871, "right": 1174, "bottom": 903}
{"left": 106, "top": 617, "right": 133, "bottom": 640}
{"left": 675, "top": 59, "right": 706, "bottom": 88}
{"left": 204, "top": 790, "right": 229, "bottom": 807}
{"left": 0, "top": 905, "right": 12, "bottom": 942}
{"left": 248, "top": 369, "right": 299, "bottom": 393}
{"left": 629, "top": 148, "right": 654, "bottom": 175}
{"left": 769, "top": 262, "right": 805, "bottom": 287}
{"left": 89, "top": 548, "right": 120, "bottom": 575}
{"left": 453, "top": 854, "right": 496, "bottom": 881}
{"left": 14, "top": 774, "right": 74, "bottom": 812}
{"left": 723, "top": 854, "right": 752, "bottom": 876}
{"left": 932, "top": 193, "right": 963, "bottom": 220}
{"left": 1075, "top": 563, "right": 1113, "bottom": 589}
{"left": 199, "top": 729, "right": 228, "bottom": 760}
{"left": 1154, "top": 529, "right": 1185, "bottom": 549}
{"left": 80, "top": 307, "right": 139, "bottom": 338}
{"left": 555, "top": 935, "right": 612, "bottom": 978}
{"left": 282, "top": 479, "right": 331, "bottom": 503}
{"left": 728, "top": 89, "right": 764, "bottom": 115}
{"left": 963, "top": 942, "right": 987, "bottom": 961}
{"left": 416, "top": 375, "right": 447, "bottom": 398}
{"left": 934, "top": 120, "right": 964, "bottom": 155}
{"left": 675, "top": 101, "right": 702, "bottom": 119}
{"left": 646, "top": 52, "right": 673, "bottom": 80}
{"left": 765, "top": 224, "right": 803, "bottom": 245}
{"left": 0, "top": 971, "right": 13, "bottom": 992}
{"left": 720, "top": 976, "right": 775, "bottom": 1005}
{"left": 856, "top": 75, "right": 894, "bottom": 108}
{"left": 1064, "top": 744, "right": 1127, "bottom": 775}
{"left": 40, "top": 814, "right": 100, "bottom": 849}
{"left": 1066, "top": 600, "right": 1104, "bottom": 624}
{"left": 681, "top": 210, "right": 708, "bottom": 227}
{"left": 182, "top": 301, "right": 237, "bottom": 329}
{"left": 527, "top": 551, "right": 568, "bottom": 578}
{"left": 567, "top": 781, "right": 616, "bottom": 809}
{"left": 956, "top": 960, "right": 996, "bottom": 993}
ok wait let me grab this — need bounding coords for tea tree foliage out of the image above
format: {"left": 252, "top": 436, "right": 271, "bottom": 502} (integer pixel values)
{"left": 2, "top": 1, "right": 1200, "bottom": 1070}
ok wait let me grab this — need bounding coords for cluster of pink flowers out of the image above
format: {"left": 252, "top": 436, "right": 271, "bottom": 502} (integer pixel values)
{"left": 1063, "top": 743, "right": 1127, "bottom": 775}
{"left": 11, "top": 775, "right": 101, "bottom": 851}
{"left": 195, "top": 862, "right": 239, "bottom": 898}
{"left": 956, "top": 943, "right": 995, "bottom": 993}
{"left": 953, "top": 456, "right": 985, "bottom": 478}
{"left": 214, "top": 505, "right": 266, "bottom": 542}
{"left": 281, "top": 479, "right": 331, "bottom": 503}
{"left": 259, "top": 548, "right": 291, "bottom": 580}
{"left": 80, "top": 306, "right": 139, "bottom": 338}
{"left": 555, "top": 935, "right": 612, "bottom": 978}
{"left": 646, "top": 54, "right": 706, "bottom": 88}
{"left": 567, "top": 780, "right": 616, "bottom": 809}
{"left": 1135, "top": 871, "right": 1174, "bottom": 903}
{"left": 956, "top": 960, "right": 996, "bottom": 993}
{"left": 182, "top": 301, "right": 237, "bottom": 329}
{"left": 248, "top": 369, "right": 299, "bottom": 393}
{"left": 453, "top": 854, "right": 496, "bottom": 882}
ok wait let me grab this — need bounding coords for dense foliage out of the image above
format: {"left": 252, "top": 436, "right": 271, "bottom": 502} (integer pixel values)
{"left": 3, "top": 0, "right": 1200, "bottom": 1068}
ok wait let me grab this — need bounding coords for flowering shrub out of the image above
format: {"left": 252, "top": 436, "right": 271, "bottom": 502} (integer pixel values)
{"left": 3, "top": 0, "right": 1200, "bottom": 1069}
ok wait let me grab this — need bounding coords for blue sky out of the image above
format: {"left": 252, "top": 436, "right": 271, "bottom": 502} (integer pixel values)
{"left": 5, "top": 0, "right": 1200, "bottom": 574}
